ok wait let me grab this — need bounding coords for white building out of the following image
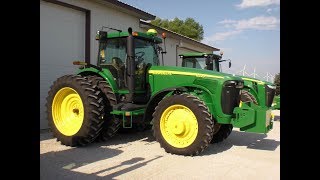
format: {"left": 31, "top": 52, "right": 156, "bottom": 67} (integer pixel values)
{"left": 40, "top": 0, "right": 219, "bottom": 129}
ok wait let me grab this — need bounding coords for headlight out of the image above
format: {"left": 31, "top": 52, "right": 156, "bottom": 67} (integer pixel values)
{"left": 267, "top": 85, "right": 276, "bottom": 89}
{"left": 224, "top": 80, "right": 244, "bottom": 88}
{"left": 236, "top": 81, "right": 244, "bottom": 88}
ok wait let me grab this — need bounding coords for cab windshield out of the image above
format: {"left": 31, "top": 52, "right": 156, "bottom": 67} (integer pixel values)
{"left": 135, "top": 38, "right": 160, "bottom": 66}
{"left": 182, "top": 56, "right": 218, "bottom": 71}
{"left": 98, "top": 37, "right": 160, "bottom": 66}
{"left": 98, "top": 37, "right": 160, "bottom": 89}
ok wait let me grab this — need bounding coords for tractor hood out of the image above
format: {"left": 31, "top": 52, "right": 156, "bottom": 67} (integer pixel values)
{"left": 237, "top": 75, "right": 274, "bottom": 85}
{"left": 149, "top": 66, "right": 242, "bottom": 81}
{"left": 213, "top": 71, "right": 270, "bottom": 85}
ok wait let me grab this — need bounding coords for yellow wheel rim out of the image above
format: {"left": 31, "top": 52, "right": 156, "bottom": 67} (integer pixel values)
{"left": 52, "top": 87, "right": 84, "bottom": 136}
{"left": 160, "top": 105, "right": 198, "bottom": 148}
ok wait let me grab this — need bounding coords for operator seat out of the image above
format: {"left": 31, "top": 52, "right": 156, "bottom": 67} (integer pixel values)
{"left": 105, "top": 57, "right": 125, "bottom": 88}
{"left": 112, "top": 57, "right": 124, "bottom": 70}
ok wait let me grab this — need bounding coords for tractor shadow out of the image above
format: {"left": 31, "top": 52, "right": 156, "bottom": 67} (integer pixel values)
{"left": 95, "top": 128, "right": 156, "bottom": 148}
{"left": 41, "top": 143, "right": 122, "bottom": 179}
{"left": 40, "top": 129, "right": 54, "bottom": 141}
{"left": 41, "top": 145, "right": 162, "bottom": 180}
{"left": 101, "top": 155, "right": 162, "bottom": 179}
{"left": 203, "top": 130, "right": 280, "bottom": 155}
{"left": 40, "top": 128, "right": 161, "bottom": 180}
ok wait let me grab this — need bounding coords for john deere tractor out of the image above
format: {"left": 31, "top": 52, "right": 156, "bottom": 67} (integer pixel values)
{"left": 46, "top": 28, "right": 274, "bottom": 156}
{"left": 179, "top": 52, "right": 276, "bottom": 142}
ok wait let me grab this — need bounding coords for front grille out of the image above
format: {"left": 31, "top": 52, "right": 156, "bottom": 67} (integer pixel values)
{"left": 221, "top": 80, "right": 243, "bottom": 114}
{"left": 265, "top": 85, "right": 276, "bottom": 107}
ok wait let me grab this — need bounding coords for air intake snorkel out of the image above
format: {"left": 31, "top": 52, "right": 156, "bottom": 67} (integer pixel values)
{"left": 126, "top": 27, "right": 135, "bottom": 103}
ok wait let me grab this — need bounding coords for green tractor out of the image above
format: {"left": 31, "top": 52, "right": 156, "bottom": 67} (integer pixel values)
{"left": 179, "top": 52, "right": 276, "bottom": 141}
{"left": 46, "top": 28, "right": 274, "bottom": 156}
{"left": 179, "top": 53, "right": 276, "bottom": 102}
{"left": 179, "top": 52, "right": 276, "bottom": 107}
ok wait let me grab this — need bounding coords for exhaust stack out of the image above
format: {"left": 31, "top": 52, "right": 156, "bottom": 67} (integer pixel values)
{"left": 126, "top": 27, "right": 135, "bottom": 102}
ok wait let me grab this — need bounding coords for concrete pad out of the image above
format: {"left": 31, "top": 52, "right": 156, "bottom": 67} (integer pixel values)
{"left": 41, "top": 122, "right": 280, "bottom": 180}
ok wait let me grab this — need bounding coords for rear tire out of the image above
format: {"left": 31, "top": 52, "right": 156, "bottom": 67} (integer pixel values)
{"left": 86, "top": 75, "right": 121, "bottom": 141}
{"left": 46, "top": 75, "right": 105, "bottom": 146}
{"left": 153, "top": 93, "right": 214, "bottom": 156}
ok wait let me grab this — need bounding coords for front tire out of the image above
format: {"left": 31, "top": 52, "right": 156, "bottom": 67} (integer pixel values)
{"left": 153, "top": 93, "right": 214, "bottom": 156}
{"left": 46, "top": 75, "right": 105, "bottom": 146}
{"left": 241, "top": 90, "right": 258, "bottom": 105}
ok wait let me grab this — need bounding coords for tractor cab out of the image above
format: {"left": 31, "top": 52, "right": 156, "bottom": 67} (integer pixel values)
{"left": 96, "top": 28, "right": 164, "bottom": 105}
{"left": 179, "top": 52, "right": 231, "bottom": 72}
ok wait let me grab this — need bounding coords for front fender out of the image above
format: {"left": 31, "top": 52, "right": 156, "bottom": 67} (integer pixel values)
{"left": 143, "top": 87, "right": 188, "bottom": 123}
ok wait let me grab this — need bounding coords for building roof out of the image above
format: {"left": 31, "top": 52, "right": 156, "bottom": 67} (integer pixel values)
{"left": 97, "top": 0, "right": 155, "bottom": 20}
{"left": 179, "top": 52, "right": 220, "bottom": 57}
{"left": 140, "top": 20, "right": 220, "bottom": 52}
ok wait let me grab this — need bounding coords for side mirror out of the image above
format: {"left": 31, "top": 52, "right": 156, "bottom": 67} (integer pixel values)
{"left": 228, "top": 61, "right": 231, "bottom": 68}
{"left": 96, "top": 31, "right": 108, "bottom": 41}
{"left": 158, "top": 46, "right": 164, "bottom": 53}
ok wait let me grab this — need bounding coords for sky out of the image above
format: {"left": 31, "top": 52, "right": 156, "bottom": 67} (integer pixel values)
{"left": 121, "top": 0, "right": 280, "bottom": 82}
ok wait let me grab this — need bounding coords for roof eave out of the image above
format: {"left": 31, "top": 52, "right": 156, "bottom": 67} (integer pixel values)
{"left": 140, "top": 20, "right": 220, "bottom": 51}
{"left": 95, "top": 0, "right": 155, "bottom": 20}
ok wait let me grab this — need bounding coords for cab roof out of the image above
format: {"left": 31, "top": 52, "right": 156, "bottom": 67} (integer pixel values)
{"left": 107, "top": 31, "right": 162, "bottom": 43}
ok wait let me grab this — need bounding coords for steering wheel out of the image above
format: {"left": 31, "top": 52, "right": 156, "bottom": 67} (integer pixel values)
{"left": 135, "top": 52, "right": 145, "bottom": 64}
{"left": 135, "top": 51, "right": 145, "bottom": 58}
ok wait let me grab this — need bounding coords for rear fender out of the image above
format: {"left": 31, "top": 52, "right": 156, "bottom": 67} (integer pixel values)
{"left": 77, "top": 68, "right": 118, "bottom": 92}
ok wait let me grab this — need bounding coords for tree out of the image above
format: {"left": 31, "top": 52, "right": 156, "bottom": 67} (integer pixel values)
{"left": 274, "top": 73, "right": 280, "bottom": 95}
{"left": 151, "top": 17, "right": 204, "bottom": 41}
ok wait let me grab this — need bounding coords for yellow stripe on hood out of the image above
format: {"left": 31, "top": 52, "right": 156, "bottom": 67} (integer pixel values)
{"left": 242, "top": 77, "right": 265, "bottom": 85}
{"left": 149, "top": 70, "right": 224, "bottom": 79}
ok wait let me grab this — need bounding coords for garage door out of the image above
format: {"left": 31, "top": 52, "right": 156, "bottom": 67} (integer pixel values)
{"left": 40, "top": 1, "right": 85, "bottom": 129}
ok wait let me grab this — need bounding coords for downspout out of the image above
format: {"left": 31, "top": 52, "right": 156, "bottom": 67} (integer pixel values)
{"left": 176, "top": 44, "right": 179, "bottom": 66}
